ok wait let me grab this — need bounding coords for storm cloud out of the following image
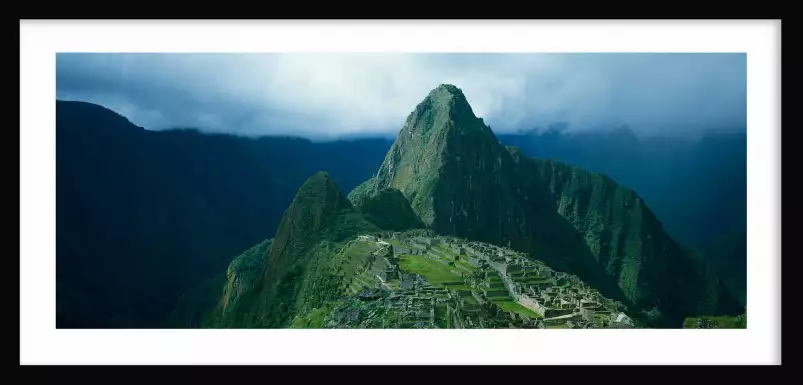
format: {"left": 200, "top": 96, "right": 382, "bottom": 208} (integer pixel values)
{"left": 56, "top": 53, "right": 746, "bottom": 140}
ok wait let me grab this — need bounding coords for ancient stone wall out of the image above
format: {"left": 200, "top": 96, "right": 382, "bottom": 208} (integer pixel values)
{"left": 500, "top": 271, "right": 517, "bottom": 297}
{"left": 517, "top": 294, "right": 547, "bottom": 316}
{"left": 544, "top": 308, "right": 575, "bottom": 319}
{"left": 488, "top": 260, "right": 507, "bottom": 275}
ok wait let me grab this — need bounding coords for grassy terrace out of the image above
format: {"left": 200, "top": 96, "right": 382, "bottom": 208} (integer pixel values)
{"left": 454, "top": 259, "right": 476, "bottom": 270}
{"left": 334, "top": 240, "right": 383, "bottom": 292}
{"left": 395, "top": 241, "right": 544, "bottom": 320}
{"left": 347, "top": 273, "right": 378, "bottom": 293}
{"left": 484, "top": 271, "right": 542, "bottom": 319}
{"left": 335, "top": 240, "right": 379, "bottom": 270}
{"left": 397, "top": 254, "right": 469, "bottom": 290}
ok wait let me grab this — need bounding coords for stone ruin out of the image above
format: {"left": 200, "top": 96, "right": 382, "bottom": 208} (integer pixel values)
{"left": 358, "top": 231, "right": 632, "bottom": 329}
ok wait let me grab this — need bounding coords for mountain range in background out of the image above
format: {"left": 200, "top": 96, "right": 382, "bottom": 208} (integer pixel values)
{"left": 497, "top": 127, "right": 747, "bottom": 304}
{"left": 56, "top": 84, "right": 746, "bottom": 329}
{"left": 56, "top": 101, "right": 391, "bottom": 328}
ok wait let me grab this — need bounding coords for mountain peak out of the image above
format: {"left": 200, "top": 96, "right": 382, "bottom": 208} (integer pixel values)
{"left": 416, "top": 84, "right": 476, "bottom": 121}
{"left": 374, "top": 83, "right": 512, "bottom": 227}
{"left": 265, "top": 170, "right": 372, "bottom": 286}
{"left": 434, "top": 83, "right": 461, "bottom": 93}
{"left": 427, "top": 83, "right": 466, "bottom": 101}
{"left": 292, "top": 171, "right": 353, "bottom": 213}
{"left": 259, "top": 170, "right": 378, "bottom": 326}
{"left": 306, "top": 170, "right": 335, "bottom": 187}
{"left": 393, "top": 83, "right": 488, "bottom": 146}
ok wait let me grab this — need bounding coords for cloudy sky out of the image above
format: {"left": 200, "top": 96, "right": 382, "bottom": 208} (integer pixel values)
{"left": 56, "top": 53, "right": 746, "bottom": 140}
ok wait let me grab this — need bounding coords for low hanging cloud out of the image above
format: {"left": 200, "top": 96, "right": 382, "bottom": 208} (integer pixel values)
{"left": 56, "top": 53, "right": 746, "bottom": 140}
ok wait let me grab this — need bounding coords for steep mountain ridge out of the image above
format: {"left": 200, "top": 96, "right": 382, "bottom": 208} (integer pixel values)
{"left": 223, "top": 238, "right": 274, "bottom": 313}
{"left": 497, "top": 128, "right": 747, "bottom": 304}
{"left": 525, "top": 158, "right": 741, "bottom": 319}
{"left": 207, "top": 172, "right": 380, "bottom": 327}
{"left": 349, "top": 84, "right": 739, "bottom": 324}
{"left": 372, "top": 84, "right": 513, "bottom": 227}
{"left": 354, "top": 85, "right": 625, "bottom": 304}
{"left": 265, "top": 171, "right": 369, "bottom": 284}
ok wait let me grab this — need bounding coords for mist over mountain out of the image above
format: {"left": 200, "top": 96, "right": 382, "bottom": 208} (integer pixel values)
{"left": 57, "top": 53, "right": 746, "bottom": 139}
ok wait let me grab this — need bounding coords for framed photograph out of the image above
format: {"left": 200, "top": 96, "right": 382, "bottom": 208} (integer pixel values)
{"left": 19, "top": 19, "right": 781, "bottom": 365}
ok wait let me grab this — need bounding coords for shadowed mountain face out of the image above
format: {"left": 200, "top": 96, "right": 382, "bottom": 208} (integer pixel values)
{"left": 348, "top": 84, "right": 740, "bottom": 324}
{"left": 374, "top": 85, "right": 521, "bottom": 231}
{"left": 348, "top": 187, "right": 426, "bottom": 231}
{"left": 56, "top": 100, "right": 390, "bottom": 328}
{"left": 353, "top": 85, "right": 622, "bottom": 296}
{"left": 497, "top": 127, "right": 746, "bottom": 304}
{"left": 497, "top": 126, "right": 746, "bottom": 250}
{"left": 200, "top": 171, "right": 380, "bottom": 328}
{"left": 266, "top": 171, "right": 376, "bottom": 285}
{"left": 254, "top": 172, "right": 380, "bottom": 327}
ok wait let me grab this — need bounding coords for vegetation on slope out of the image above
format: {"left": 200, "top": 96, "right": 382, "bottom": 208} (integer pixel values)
{"left": 56, "top": 100, "right": 390, "bottom": 328}
{"left": 498, "top": 128, "right": 746, "bottom": 305}
{"left": 362, "top": 84, "right": 740, "bottom": 326}
{"left": 525, "top": 158, "right": 742, "bottom": 323}
{"left": 348, "top": 186, "right": 426, "bottom": 231}
{"left": 369, "top": 85, "right": 628, "bottom": 310}
{"left": 374, "top": 84, "right": 508, "bottom": 228}
{"left": 289, "top": 232, "right": 632, "bottom": 329}
{"left": 206, "top": 172, "right": 380, "bottom": 327}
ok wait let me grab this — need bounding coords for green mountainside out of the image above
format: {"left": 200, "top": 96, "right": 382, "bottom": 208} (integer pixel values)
{"left": 348, "top": 186, "right": 426, "bottom": 231}
{"left": 360, "top": 86, "right": 626, "bottom": 301}
{"left": 521, "top": 157, "right": 742, "bottom": 323}
{"left": 187, "top": 84, "right": 742, "bottom": 328}
{"left": 357, "top": 84, "right": 739, "bottom": 324}
{"left": 202, "top": 172, "right": 380, "bottom": 327}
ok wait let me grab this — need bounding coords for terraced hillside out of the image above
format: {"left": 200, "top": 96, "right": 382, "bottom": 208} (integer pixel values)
{"left": 188, "top": 84, "right": 741, "bottom": 329}
{"left": 354, "top": 84, "right": 741, "bottom": 325}
{"left": 291, "top": 230, "right": 634, "bottom": 329}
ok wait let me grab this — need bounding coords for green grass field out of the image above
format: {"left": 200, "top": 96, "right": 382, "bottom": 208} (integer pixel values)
{"left": 397, "top": 252, "right": 543, "bottom": 320}
{"left": 397, "top": 254, "right": 467, "bottom": 288}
